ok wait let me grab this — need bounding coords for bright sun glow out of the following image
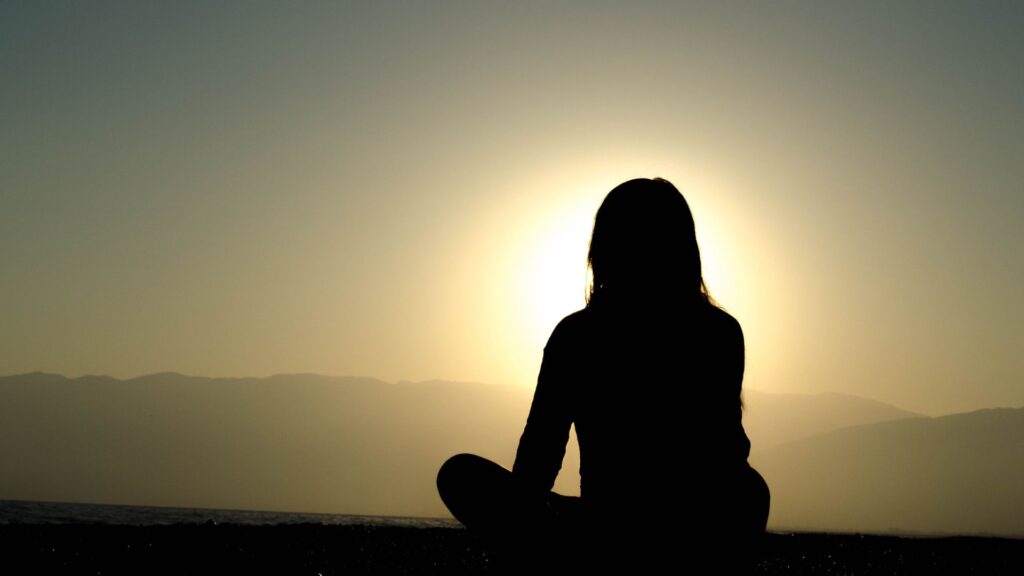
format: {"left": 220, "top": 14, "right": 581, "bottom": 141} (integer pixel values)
{"left": 512, "top": 179, "right": 741, "bottom": 352}
{"left": 484, "top": 169, "right": 752, "bottom": 390}
{"left": 517, "top": 198, "right": 596, "bottom": 349}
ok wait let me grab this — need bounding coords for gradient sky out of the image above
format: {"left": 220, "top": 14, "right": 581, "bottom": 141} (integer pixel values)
{"left": 2, "top": 1, "right": 1021, "bottom": 416}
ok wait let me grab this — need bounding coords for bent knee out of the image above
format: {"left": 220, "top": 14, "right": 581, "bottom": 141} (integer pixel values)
{"left": 746, "top": 466, "right": 770, "bottom": 530}
{"left": 437, "top": 453, "right": 477, "bottom": 490}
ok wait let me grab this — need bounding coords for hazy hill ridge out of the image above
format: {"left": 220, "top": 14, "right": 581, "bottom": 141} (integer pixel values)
{"left": 741, "top": 388, "right": 922, "bottom": 449}
{"left": 2, "top": 373, "right": 1020, "bottom": 536}
{"left": 749, "top": 406, "right": 1024, "bottom": 537}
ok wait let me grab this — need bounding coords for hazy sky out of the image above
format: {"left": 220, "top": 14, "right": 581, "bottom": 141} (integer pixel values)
{"left": 2, "top": 2, "right": 1021, "bottom": 416}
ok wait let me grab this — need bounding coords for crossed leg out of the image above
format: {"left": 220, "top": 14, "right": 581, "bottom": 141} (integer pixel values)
{"left": 436, "top": 453, "right": 587, "bottom": 571}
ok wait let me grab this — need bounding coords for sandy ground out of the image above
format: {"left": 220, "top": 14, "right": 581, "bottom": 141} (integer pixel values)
{"left": 0, "top": 523, "right": 1020, "bottom": 575}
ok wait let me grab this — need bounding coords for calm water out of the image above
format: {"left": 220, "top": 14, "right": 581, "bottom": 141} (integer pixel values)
{"left": 0, "top": 499, "right": 459, "bottom": 528}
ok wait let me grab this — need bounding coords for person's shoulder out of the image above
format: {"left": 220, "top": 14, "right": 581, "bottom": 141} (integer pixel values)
{"left": 705, "top": 303, "right": 739, "bottom": 327}
{"left": 544, "top": 307, "right": 591, "bottom": 348}
{"left": 703, "top": 304, "right": 744, "bottom": 347}
{"left": 551, "top": 307, "right": 591, "bottom": 336}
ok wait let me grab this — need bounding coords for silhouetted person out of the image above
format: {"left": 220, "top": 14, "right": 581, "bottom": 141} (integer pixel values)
{"left": 437, "top": 177, "right": 770, "bottom": 572}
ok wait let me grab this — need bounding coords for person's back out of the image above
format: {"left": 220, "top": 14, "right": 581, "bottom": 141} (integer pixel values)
{"left": 437, "top": 177, "right": 769, "bottom": 572}
{"left": 513, "top": 298, "right": 758, "bottom": 535}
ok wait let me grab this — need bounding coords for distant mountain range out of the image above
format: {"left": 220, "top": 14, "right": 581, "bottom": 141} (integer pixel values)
{"left": 1, "top": 372, "right": 1021, "bottom": 536}
{"left": 741, "top": 388, "right": 922, "bottom": 449}
{"left": 749, "top": 406, "right": 1024, "bottom": 537}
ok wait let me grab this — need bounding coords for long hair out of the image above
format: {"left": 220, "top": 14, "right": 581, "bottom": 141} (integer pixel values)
{"left": 585, "top": 177, "right": 716, "bottom": 309}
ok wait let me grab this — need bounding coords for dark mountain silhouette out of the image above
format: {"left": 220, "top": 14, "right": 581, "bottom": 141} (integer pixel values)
{"left": 1, "top": 373, "right": 1019, "bottom": 536}
{"left": 741, "top": 389, "right": 922, "bottom": 449}
{"left": 0, "top": 372, "right": 532, "bottom": 517}
{"left": 749, "top": 407, "right": 1024, "bottom": 537}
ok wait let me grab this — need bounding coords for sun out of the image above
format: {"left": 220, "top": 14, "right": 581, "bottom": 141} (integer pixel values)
{"left": 478, "top": 172, "right": 750, "bottom": 391}
{"left": 516, "top": 199, "right": 597, "bottom": 349}
{"left": 513, "top": 183, "right": 743, "bottom": 350}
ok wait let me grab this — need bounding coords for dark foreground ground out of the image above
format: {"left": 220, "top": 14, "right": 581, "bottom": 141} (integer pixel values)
{"left": 1, "top": 523, "right": 1020, "bottom": 575}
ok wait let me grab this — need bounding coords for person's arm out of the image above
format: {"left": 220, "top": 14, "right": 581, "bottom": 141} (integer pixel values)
{"left": 724, "top": 314, "right": 752, "bottom": 465}
{"left": 512, "top": 322, "right": 573, "bottom": 495}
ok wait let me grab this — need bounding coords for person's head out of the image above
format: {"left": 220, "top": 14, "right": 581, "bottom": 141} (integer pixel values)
{"left": 585, "top": 177, "right": 714, "bottom": 309}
